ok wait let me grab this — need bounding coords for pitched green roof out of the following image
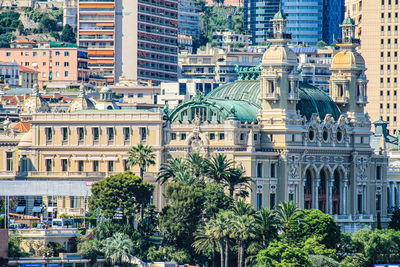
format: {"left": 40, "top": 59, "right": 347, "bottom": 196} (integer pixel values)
{"left": 274, "top": 10, "right": 286, "bottom": 19}
{"left": 342, "top": 15, "right": 355, "bottom": 25}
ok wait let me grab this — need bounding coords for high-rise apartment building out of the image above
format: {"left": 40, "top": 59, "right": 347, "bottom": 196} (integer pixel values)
{"left": 322, "top": 0, "right": 345, "bottom": 44}
{"left": 359, "top": 0, "right": 400, "bottom": 134}
{"left": 244, "top": 0, "right": 280, "bottom": 44}
{"left": 77, "top": 0, "right": 178, "bottom": 84}
{"left": 63, "top": 0, "right": 78, "bottom": 31}
{"left": 245, "top": 0, "right": 343, "bottom": 46}
{"left": 178, "top": 0, "right": 200, "bottom": 38}
{"left": 282, "top": 0, "right": 323, "bottom": 46}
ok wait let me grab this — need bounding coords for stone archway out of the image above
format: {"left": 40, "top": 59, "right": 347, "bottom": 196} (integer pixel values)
{"left": 304, "top": 167, "right": 317, "bottom": 210}
{"left": 332, "top": 167, "right": 345, "bottom": 215}
{"left": 318, "top": 167, "right": 331, "bottom": 213}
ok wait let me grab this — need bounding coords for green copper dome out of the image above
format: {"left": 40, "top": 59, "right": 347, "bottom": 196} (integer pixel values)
{"left": 342, "top": 15, "right": 355, "bottom": 25}
{"left": 169, "top": 80, "right": 340, "bottom": 123}
{"left": 274, "top": 10, "right": 286, "bottom": 19}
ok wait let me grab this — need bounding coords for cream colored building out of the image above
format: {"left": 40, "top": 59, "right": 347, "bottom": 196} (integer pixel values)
{"left": 0, "top": 11, "right": 390, "bottom": 231}
{"left": 350, "top": 0, "right": 400, "bottom": 134}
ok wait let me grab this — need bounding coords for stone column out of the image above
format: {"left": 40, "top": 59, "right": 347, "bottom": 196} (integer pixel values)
{"left": 328, "top": 178, "right": 334, "bottom": 215}
{"left": 390, "top": 182, "right": 395, "bottom": 210}
{"left": 397, "top": 183, "right": 400, "bottom": 209}
{"left": 314, "top": 178, "right": 320, "bottom": 210}
{"left": 342, "top": 180, "right": 348, "bottom": 215}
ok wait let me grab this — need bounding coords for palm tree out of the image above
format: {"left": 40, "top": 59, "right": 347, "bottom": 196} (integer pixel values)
{"left": 186, "top": 152, "right": 206, "bottom": 179}
{"left": 233, "top": 200, "right": 255, "bottom": 216}
{"left": 275, "top": 201, "right": 305, "bottom": 244}
{"left": 174, "top": 170, "right": 201, "bottom": 186}
{"left": 206, "top": 154, "right": 235, "bottom": 183}
{"left": 157, "top": 157, "right": 186, "bottom": 184}
{"left": 127, "top": 143, "right": 156, "bottom": 180}
{"left": 232, "top": 215, "right": 256, "bottom": 267}
{"left": 103, "top": 232, "right": 134, "bottom": 266}
{"left": 254, "top": 208, "right": 279, "bottom": 247}
{"left": 208, "top": 212, "right": 233, "bottom": 267}
{"left": 193, "top": 223, "right": 217, "bottom": 267}
{"left": 222, "top": 168, "right": 253, "bottom": 198}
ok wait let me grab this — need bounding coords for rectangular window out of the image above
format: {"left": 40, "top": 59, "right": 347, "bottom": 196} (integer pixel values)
{"left": 93, "top": 127, "right": 99, "bottom": 141}
{"left": 257, "top": 193, "right": 262, "bottom": 210}
{"left": 6, "top": 52, "right": 11, "bottom": 56}
{"left": 55, "top": 62, "right": 60, "bottom": 66}
{"left": 78, "top": 128, "right": 85, "bottom": 141}
{"left": 107, "top": 128, "right": 114, "bottom": 141}
{"left": 140, "top": 127, "right": 147, "bottom": 141}
{"left": 376, "top": 194, "right": 381, "bottom": 211}
{"left": 123, "top": 127, "right": 130, "bottom": 141}
{"left": 270, "top": 163, "right": 276, "bottom": 178}
{"left": 64, "top": 62, "right": 69, "bottom": 67}
{"left": 55, "top": 51, "right": 60, "bottom": 56}
{"left": 257, "top": 163, "right": 263, "bottom": 178}
{"left": 219, "top": 133, "right": 225, "bottom": 140}
{"left": 181, "top": 133, "right": 186, "bottom": 140}
{"left": 6, "top": 152, "right": 13, "bottom": 171}
{"left": 45, "top": 128, "right": 53, "bottom": 142}
{"left": 108, "top": 161, "right": 114, "bottom": 172}
{"left": 377, "top": 166, "right": 382, "bottom": 179}
{"left": 62, "top": 127, "right": 68, "bottom": 141}
{"left": 46, "top": 159, "right": 52, "bottom": 172}
{"left": 33, "top": 52, "right": 37, "bottom": 57}
{"left": 64, "top": 71, "right": 69, "bottom": 77}
{"left": 289, "top": 193, "right": 294, "bottom": 202}
{"left": 210, "top": 133, "right": 215, "bottom": 140}
{"left": 270, "top": 193, "right": 276, "bottom": 209}
{"left": 78, "top": 160, "right": 84, "bottom": 172}
{"left": 357, "top": 194, "right": 362, "bottom": 214}
{"left": 171, "top": 133, "right": 176, "bottom": 140}
{"left": 93, "top": 160, "right": 99, "bottom": 172}
{"left": 61, "top": 159, "right": 68, "bottom": 172}
{"left": 138, "top": 93, "right": 143, "bottom": 98}
{"left": 64, "top": 51, "right": 69, "bottom": 57}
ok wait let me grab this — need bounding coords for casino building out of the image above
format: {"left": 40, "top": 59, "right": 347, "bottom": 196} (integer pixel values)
{"left": 0, "top": 11, "right": 388, "bottom": 231}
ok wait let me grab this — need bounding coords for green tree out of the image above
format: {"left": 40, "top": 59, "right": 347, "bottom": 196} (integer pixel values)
{"left": 256, "top": 241, "right": 311, "bottom": 267}
{"left": 158, "top": 182, "right": 205, "bottom": 252}
{"left": 232, "top": 214, "right": 256, "bottom": 267}
{"left": 78, "top": 240, "right": 104, "bottom": 266}
{"left": 61, "top": 24, "right": 76, "bottom": 43}
{"left": 389, "top": 207, "right": 400, "bottom": 230}
{"left": 203, "top": 183, "right": 233, "bottom": 220}
{"left": 206, "top": 154, "right": 235, "bottom": 183}
{"left": 308, "top": 255, "right": 339, "bottom": 267}
{"left": 288, "top": 209, "right": 341, "bottom": 248}
{"left": 147, "top": 246, "right": 191, "bottom": 264}
{"left": 157, "top": 157, "right": 186, "bottom": 184}
{"left": 0, "top": 32, "right": 13, "bottom": 48}
{"left": 103, "top": 232, "right": 134, "bottom": 266}
{"left": 303, "top": 236, "right": 337, "bottom": 260}
{"left": 89, "top": 171, "right": 154, "bottom": 222}
{"left": 222, "top": 167, "right": 252, "bottom": 198}
{"left": 275, "top": 201, "right": 304, "bottom": 244}
{"left": 316, "top": 40, "right": 328, "bottom": 48}
{"left": 39, "top": 15, "right": 57, "bottom": 32}
{"left": 186, "top": 152, "right": 207, "bottom": 179}
{"left": 193, "top": 223, "right": 218, "bottom": 267}
{"left": 127, "top": 143, "right": 156, "bottom": 179}
{"left": 8, "top": 236, "right": 27, "bottom": 258}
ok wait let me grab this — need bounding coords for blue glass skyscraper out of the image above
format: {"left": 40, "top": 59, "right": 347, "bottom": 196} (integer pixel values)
{"left": 244, "top": 0, "right": 280, "bottom": 44}
{"left": 282, "top": 0, "right": 323, "bottom": 46}
{"left": 322, "top": 0, "right": 345, "bottom": 44}
{"left": 244, "top": 0, "right": 342, "bottom": 46}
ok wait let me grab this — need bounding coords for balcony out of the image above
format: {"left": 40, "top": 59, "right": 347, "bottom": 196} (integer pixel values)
{"left": 0, "top": 170, "right": 17, "bottom": 178}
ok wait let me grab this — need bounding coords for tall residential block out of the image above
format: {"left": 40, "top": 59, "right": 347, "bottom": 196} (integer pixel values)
{"left": 360, "top": 0, "right": 400, "bottom": 134}
{"left": 282, "top": 0, "right": 323, "bottom": 46}
{"left": 178, "top": 0, "right": 200, "bottom": 38}
{"left": 77, "top": 0, "right": 178, "bottom": 84}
